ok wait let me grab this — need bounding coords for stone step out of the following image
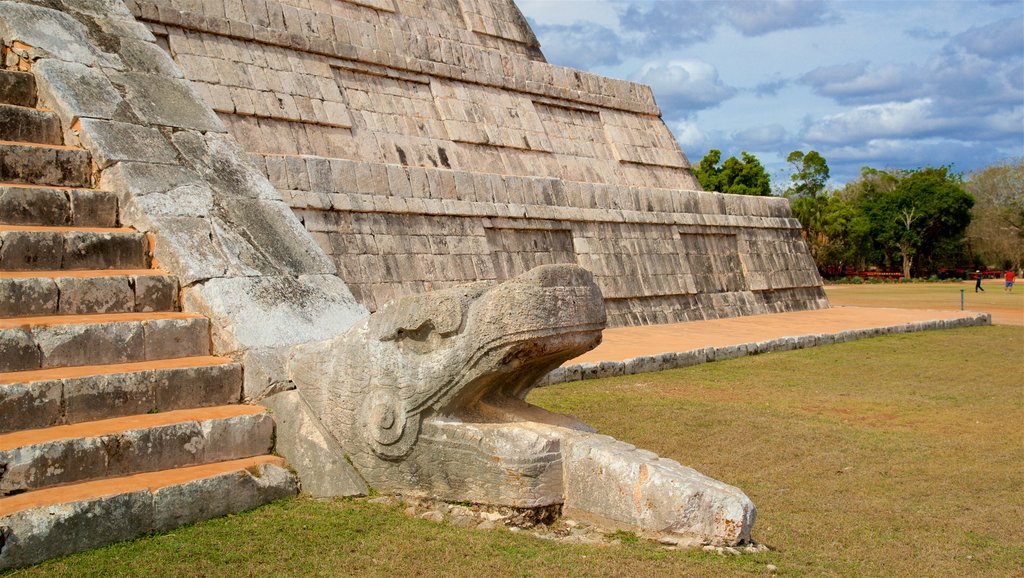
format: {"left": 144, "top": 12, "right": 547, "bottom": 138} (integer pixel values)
{"left": 0, "top": 356, "right": 241, "bottom": 434}
{"left": 0, "top": 311, "right": 208, "bottom": 372}
{"left": 0, "top": 269, "right": 178, "bottom": 316}
{"left": 0, "top": 455, "right": 297, "bottom": 570}
{"left": 0, "top": 184, "right": 117, "bottom": 227}
{"left": 0, "top": 225, "right": 148, "bottom": 271}
{"left": 0, "top": 104, "right": 62, "bottom": 146}
{"left": 0, "top": 70, "right": 35, "bottom": 108}
{"left": 0, "top": 140, "right": 92, "bottom": 188}
{"left": 0, "top": 405, "right": 275, "bottom": 497}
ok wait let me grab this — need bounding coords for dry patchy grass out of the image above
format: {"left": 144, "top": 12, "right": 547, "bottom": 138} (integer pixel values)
{"left": 7, "top": 326, "right": 1023, "bottom": 577}
{"left": 826, "top": 281, "right": 1024, "bottom": 326}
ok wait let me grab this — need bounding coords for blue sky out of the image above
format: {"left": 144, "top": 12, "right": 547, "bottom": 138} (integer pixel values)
{"left": 517, "top": 0, "right": 1024, "bottom": 187}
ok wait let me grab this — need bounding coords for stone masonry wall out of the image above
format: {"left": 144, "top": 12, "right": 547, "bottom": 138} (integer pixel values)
{"left": 125, "top": 0, "right": 827, "bottom": 325}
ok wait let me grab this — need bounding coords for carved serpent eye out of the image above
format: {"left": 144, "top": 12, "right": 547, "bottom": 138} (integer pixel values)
{"left": 359, "top": 390, "right": 420, "bottom": 459}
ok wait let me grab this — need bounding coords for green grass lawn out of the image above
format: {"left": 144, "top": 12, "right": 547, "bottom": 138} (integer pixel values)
{"left": 8, "top": 326, "right": 1023, "bottom": 577}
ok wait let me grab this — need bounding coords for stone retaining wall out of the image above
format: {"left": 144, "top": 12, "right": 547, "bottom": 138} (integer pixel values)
{"left": 541, "top": 313, "right": 993, "bottom": 385}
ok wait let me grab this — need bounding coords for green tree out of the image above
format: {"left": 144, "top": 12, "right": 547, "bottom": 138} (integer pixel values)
{"left": 857, "top": 166, "right": 974, "bottom": 278}
{"left": 694, "top": 149, "right": 771, "bottom": 196}
{"left": 785, "top": 150, "right": 830, "bottom": 199}
{"left": 965, "top": 159, "right": 1024, "bottom": 271}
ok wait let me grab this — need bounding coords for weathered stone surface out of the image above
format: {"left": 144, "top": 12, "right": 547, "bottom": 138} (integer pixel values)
{"left": 143, "top": 317, "right": 208, "bottom": 360}
{"left": 0, "top": 142, "right": 91, "bottom": 188}
{"left": 33, "top": 59, "right": 126, "bottom": 126}
{"left": 561, "top": 431, "right": 755, "bottom": 546}
{"left": 33, "top": 320, "right": 145, "bottom": 368}
{"left": 61, "top": 230, "right": 148, "bottom": 270}
{"left": 0, "top": 490, "right": 154, "bottom": 570}
{"left": 76, "top": 118, "right": 178, "bottom": 168}
{"left": 57, "top": 361, "right": 242, "bottom": 424}
{"left": 0, "top": 379, "right": 62, "bottom": 434}
{"left": 68, "top": 189, "right": 117, "bottom": 226}
{"left": 150, "top": 462, "right": 297, "bottom": 531}
{"left": 261, "top": 390, "right": 367, "bottom": 498}
{"left": 0, "top": 328, "right": 41, "bottom": 372}
{"left": 184, "top": 274, "right": 365, "bottom": 356}
{"left": 0, "top": 185, "right": 71, "bottom": 226}
{"left": 0, "top": 411, "right": 273, "bottom": 495}
{"left": 0, "top": 277, "right": 57, "bottom": 316}
{"left": 106, "top": 71, "right": 224, "bottom": 132}
{"left": 0, "top": 1, "right": 117, "bottom": 67}
{"left": 0, "top": 229, "right": 62, "bottom": 270}
{"left": 133, "top": 274, "right": 177, "bottom": 311}
{"left": 0, "top": 463, "right": 297, "bottom": 571}
{"left": 0, "top": 104, "right": 62, "bottom": 145}
{"left": 0, "top": 70, "right": 35, "bottom": 108}
{"left": 55, "top": 275, "right": 133, "bottom": 314}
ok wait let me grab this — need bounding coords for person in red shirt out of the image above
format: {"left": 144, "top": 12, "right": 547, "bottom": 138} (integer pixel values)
{"left": 1006, "top": 270, "right": 1016, "bottom": 292}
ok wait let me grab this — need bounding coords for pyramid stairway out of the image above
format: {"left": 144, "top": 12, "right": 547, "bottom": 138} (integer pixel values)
{"left": 0, "top": 68, "right": 297, "bottom": 569}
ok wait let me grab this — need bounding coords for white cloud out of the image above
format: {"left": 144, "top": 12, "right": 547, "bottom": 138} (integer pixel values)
{"left": 671, "top": 119, "right": 710, "bottom": 151}
{"left": 634, "top": 60, "right": 738, "bottom": 119}
{"left": 800, "top": 62, "right": 923, "bottom": 104}
{"left": 719, "top": 0, "right": 841, "bottom": 36}
{"left": 803, "top": 99, "right": 941, "bottom": 144}
{"left": 531, "top": 21, "right": 624, "bottom": 69}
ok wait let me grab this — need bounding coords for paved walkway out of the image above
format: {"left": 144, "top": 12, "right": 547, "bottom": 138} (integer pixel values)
{"left": 569, "top": 306, "right": 986, "bottom": 365}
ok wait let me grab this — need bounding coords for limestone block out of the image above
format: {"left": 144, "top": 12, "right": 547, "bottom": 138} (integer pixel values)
{"left": 183, "top": 274, "right": 366, "bottom": 356}
{"left": 106, "top": 71, "right": 225, "bottom": 132}
{"left": 261, "top": 390, "right": 368, "bottom": 498}
{"left": 143, "top": 215, "right": 254, "bottom": 284}
{"left": 63, "top": 370, "right": 156, "bottom": 422}
{"left": 561, "top": 432, "right": 756, "bottom": 546}
{"left": 0, "top": 229, "right": 62, "bottom": 270}
{"left": 215, "top": 198, "right": 337, "bottom": 276}
{"left": 0, "top": 379, "right": 62, "bottom": 434}
{"left": 115, "top": 38, "right": 183, "bottom": 78}
{"left": 152, "top": 361, "right": 242, "bottom": 411}
{"left": 77, "top": 118, "right": 179, "bottom": 168}
{"left": 133, "top": 274, "right": 178, "bottom": 312}
{"left": 169, "top": 130, "right": 280, "bottom": 201}
{"left": 199, "top": 412, "right": 275, "bottom": 462}
{"left": 143, "top": 317, "right": 209, "bottom": 360}
{"left": 0, "top": 1, "right": 119, "bottom": 68}
{"left": 0, "top": 328, "right": 41, "bottom": 372}
{"left": 33, "top": 59, "right": 126, "bottom": 126}
{"left": 0, "top": 185, "right": 69, "bottom": 226}
{"left": 0, "top": 491, "right": 153, "bottom": 570}
{"left": 34, "top": 320, "right": 145, "bottom": 367}
{"left": 54, "top": 275, "right": 133, "bottom": 314}
{"left": 99, "top": 161, "right": 203, "bottom": 197}
{"left": 151, "top": 463, "right": 297, "bottom": 531}
{"left": 0, "top": 277, "right": 58, "bottom": 317}
{"left": 69, "top": 188, "right": 117, "bottom": 227}
{"left": 61, "top": 230, "right": 148, "bottom": 270}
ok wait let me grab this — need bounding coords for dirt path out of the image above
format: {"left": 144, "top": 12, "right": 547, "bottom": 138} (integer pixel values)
{"left": 569, "top": 306, "right": 987, "bottom": 364}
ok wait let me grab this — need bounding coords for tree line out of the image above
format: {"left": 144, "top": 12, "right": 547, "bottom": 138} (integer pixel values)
{"left": 694, "top": 149, "right": 1023, "bottom": 278}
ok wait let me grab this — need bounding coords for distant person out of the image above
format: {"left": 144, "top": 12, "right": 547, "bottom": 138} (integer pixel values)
{"left": 975, "top": 270, "right": 985, "bottom": 292}
{"left": 1006, "top": 270, "right": 1016, "bottom": 293}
